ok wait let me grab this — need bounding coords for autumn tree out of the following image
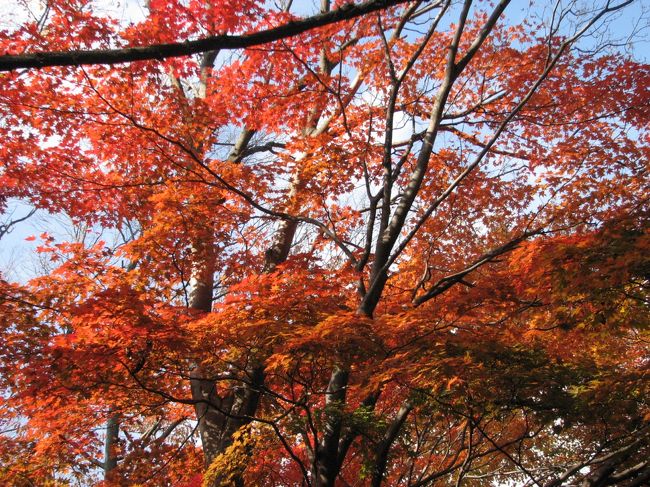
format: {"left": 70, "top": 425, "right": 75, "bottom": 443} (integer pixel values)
{"left": 0, "top": 0, "right": 648, "bottom": 486}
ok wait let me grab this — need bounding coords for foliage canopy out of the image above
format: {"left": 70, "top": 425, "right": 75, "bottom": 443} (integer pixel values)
{"left": 0, "top": 0, "right": 648, "bottom": 486}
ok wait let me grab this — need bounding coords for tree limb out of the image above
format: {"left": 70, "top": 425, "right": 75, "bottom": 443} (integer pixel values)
{"left": 0, "top": 0, "right": 412, "bottom": 72}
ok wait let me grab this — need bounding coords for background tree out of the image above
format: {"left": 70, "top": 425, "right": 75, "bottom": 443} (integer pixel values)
{"left": 0, "top": 0, "right": 648, "bottom": 486}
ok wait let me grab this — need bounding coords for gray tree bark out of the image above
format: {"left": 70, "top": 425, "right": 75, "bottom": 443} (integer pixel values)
{"left": 103, "top": 414, "right": 120, "bottom": 480}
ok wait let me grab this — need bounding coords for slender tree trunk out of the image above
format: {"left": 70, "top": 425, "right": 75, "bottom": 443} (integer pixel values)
{"left": 370, "top": 401, "right": 413, "bottom": 487}
{"left": 103, "top": 414, "right": 119, "bottom": 480}
{"left": 102, "top": 262, "right": 136, "bottom": 479}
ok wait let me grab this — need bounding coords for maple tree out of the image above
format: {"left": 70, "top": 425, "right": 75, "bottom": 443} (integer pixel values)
{"left": 0, "top": 0, "right": 648, "bottom": 485}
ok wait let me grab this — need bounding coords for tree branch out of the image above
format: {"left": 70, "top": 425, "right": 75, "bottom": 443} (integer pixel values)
{"left": 0, "top": 0, "right": 412, "bottom": 72}
{"left": 413, "top": 229, "right": 543, "bottom": 306}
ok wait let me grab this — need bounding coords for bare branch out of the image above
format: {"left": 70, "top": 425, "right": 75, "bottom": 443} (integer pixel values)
{"left": 0, "top": 0, "right": 413, "bottom": 72}
{"left": 413, "top": 229, "right": 544, "bottom": 306}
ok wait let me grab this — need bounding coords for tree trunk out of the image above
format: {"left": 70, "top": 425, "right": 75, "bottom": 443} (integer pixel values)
{"left": 194, "top": 1, "right": 330, "bottom": 478}
{"left": 189, "top": 195, "right": 300, "bottom": 484}
{"left": 103, "top": 414, "right": 119, "bottom": 480}
{"left": 370, "top": 401, "right": 412, "bottom": 487}
{"left": 312, "top": 366, "right": 349, "bottom": 487}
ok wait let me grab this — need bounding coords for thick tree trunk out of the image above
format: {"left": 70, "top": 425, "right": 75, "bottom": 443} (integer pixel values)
{"left": 189, "top": 196, "right": 299, "bottom": 483}
{"left": 194, "top": 1, "right": 329, "bottom": 478}
{"left": 191, "top": 368, "right": 226, "bottom": 468}
{"left": 312, "top": 366, "right": 349, "bottom": 487}
{"left": 187, "top": 246, "right": 223, "bottom": 469}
